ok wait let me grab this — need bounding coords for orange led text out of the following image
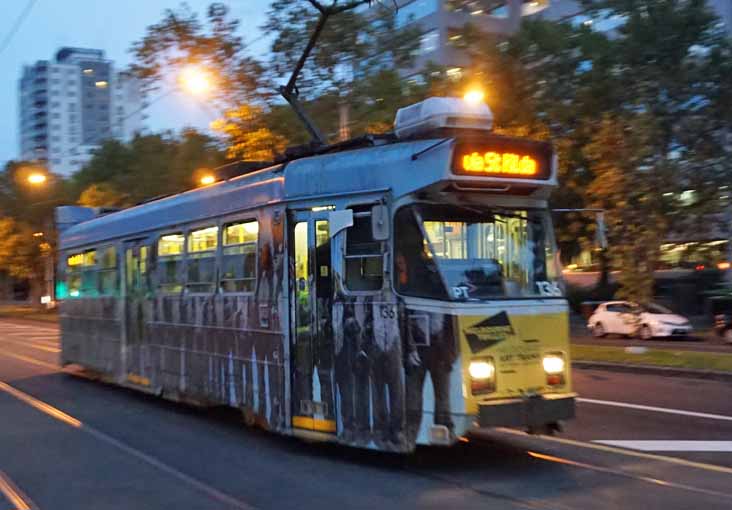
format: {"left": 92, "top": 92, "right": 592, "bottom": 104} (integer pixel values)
{"left": 462, "top": 152, "right": 538, "bottom": 176}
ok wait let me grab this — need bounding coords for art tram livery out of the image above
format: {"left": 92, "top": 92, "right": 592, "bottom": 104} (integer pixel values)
{"left": 56, "top": 97, "right": 575, "bottom": 453}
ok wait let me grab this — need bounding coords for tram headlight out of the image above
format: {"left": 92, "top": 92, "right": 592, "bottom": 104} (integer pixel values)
{"left": 469, "top": 360, "right": 495, "bottom": 379}
{"left": 469, "top": 358, "right": 496, "bottom": 395}
{"left": 542, "top": 355, "right": 565, "bottom": 375}
{"left": 543, "top": 353, "right": 566, "bottom": 386}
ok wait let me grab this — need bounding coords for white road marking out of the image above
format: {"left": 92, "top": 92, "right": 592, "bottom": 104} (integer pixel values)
{"left": 0, "top": 338, "right": 59, "bottom": 353}
{"left": 0, "top": 325, "right": 58, "bottom": 335}
{"left": 593, "top": 440, "right": 732, "bottom": 452}
{"left": 577, "top": 397, "right": 732, "bottom": 422}
{"left": 497, "top": 428, "right": 732, "bottom": 476}
{"left": 0, "top": 381, "right": 257, "bottom": 510}
{"left": 0, "top": 351, "right": 57, "bottom": 371}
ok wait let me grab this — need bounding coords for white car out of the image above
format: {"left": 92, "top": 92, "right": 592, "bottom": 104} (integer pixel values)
{"left": 588, "top": 301, "right": 692, "bottom": 340}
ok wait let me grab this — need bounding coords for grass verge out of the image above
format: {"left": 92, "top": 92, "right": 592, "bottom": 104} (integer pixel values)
{"left": 0, "top": 305, "right": 58, "bottom": 323}
{"left": 572, "top": 344, "right": 732, "bottom": 373}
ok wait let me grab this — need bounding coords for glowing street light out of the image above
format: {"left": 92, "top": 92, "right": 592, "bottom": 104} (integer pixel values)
{"left": 200, "top": 174, "right": 216, "bottom": 186}
{"left": 464, "top": 88, "right": 486, "bottom": 105}
{"left": 27, "top": 173, "right": 48, "bottom": 185}
{"left": 180, "top": 65, "right": 212, "bottom": 96}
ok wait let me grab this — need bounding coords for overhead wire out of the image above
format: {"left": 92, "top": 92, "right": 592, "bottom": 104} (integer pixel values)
{"left": 0, "top": 0, "right": 39, "bottom": 58}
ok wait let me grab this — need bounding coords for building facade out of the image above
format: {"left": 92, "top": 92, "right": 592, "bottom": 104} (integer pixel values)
{"left": 397, "top": 0, "right": 731, "bottom": 79}
{"left": 19, "top": 47, "right": 144, "bottom": 176}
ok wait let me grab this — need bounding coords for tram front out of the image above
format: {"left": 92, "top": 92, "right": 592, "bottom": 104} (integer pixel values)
{"left": 391, "top": 98, "right": 575, "bottom": 447}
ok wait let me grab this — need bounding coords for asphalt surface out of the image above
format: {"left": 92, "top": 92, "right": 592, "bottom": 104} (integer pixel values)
{"left": 1, "top": 319, "right": 732, "bottom": 510}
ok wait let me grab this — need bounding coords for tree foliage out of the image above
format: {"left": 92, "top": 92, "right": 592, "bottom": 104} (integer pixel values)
{"left": 262, "top": 0, "right": 419, "bottom": 96}
{"left": 454, "top": 1, "right": 732, "bottom": 300}
{"left": 130, "top": 2, "right": 265, "bottom": 107}
{"left": 70, "top": 130, "right": 226, "bottom": 205}
{"left": 0, "top": 217, "right": 44, "bottom": 283}
{"left": 78, "top": 183, "right": 129, "bottom": 208}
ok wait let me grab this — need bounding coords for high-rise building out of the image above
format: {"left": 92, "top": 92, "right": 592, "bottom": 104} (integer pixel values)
{"left": 396, "top": 0, "right": 732, "bottom": 79}
{"left": 18, "top": 47, "right": 144, "bottom": 176}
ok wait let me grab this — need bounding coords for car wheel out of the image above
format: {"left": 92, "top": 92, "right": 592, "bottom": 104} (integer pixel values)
{"left": 639, "top": 325, "right": 653, "bottom": 340}
{"left": 725, "top": 329, "right": 732, "bottom": 344}
{"left": 592, "top": 323, "right": 606, "bottom": 338}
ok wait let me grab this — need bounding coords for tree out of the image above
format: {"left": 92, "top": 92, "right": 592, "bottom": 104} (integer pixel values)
{"left": 210, "top": 105, "right": 288, "bottom": 161}
{"left": 131, "top": 2, "right": 265, "bottom": 108}
{"left": 453, "top": 1, "right": 732, "bottom": 300}
{"left": 0, "top": 218, "right": 45, "bottom": 303}
{"left": 70, "top": 130, "right": 227, "bottom": 206}
{"left": 261, "top": 0, "right": 420, "bottom": 143}
{"left": 78, "top": 183, "right": 129, "bottom": 208}
{"left": 584, "top": 114, "right": 669, "bottom": 303}
{"left": 0, "top": 161, "right": 71, "bottom": 229}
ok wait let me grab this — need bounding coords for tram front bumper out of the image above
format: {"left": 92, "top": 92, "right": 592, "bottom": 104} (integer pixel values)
{"left": 477, "top": 393, "right": 576, "bottom": 429}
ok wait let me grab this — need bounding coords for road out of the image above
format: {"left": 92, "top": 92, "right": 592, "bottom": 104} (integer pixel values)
{"left": 1, "top": 320, "right": 732, "bottom": 510}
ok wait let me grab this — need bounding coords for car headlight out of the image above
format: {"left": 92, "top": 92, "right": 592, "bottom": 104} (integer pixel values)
{"left": 469, "top": 360, "right": 495, "bottom": 379}
{"left": 542, "top": 354, "right": 565, "bottom": 375}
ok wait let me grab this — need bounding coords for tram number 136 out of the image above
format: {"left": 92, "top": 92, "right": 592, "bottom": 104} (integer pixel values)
{"left": 536, "top": 281, "right": 562, "bottom": 297}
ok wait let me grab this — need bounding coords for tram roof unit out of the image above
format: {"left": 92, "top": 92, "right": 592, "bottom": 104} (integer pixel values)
{"left": 59, "top": 137, "right": 442, "bottom": 250}
{"left": 59, "top": 97, "right": 556, "bottom": 251}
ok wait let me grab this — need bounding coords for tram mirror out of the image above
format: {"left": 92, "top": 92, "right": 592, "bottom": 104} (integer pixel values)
{"left": 328, "top": 209, "right": 353, "bottom": 238}
{"left": 371, "top": 205, "right": 389, "bottom": 241}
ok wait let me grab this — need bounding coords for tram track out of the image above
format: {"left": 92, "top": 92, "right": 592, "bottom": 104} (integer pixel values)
{"left": 0, "top": 349, "right": 260, "bottom": 510}
{"left": 400, "top": 464, "right": 572, "bottom": 510}
{"left": 3, "top": 326, "right": 732, "bottom": 509}
{"left": 455, "top": 435, "right": 732, "bottom": 507}
{"left": 0, "top": 469, "right": 37, "bottom": 510}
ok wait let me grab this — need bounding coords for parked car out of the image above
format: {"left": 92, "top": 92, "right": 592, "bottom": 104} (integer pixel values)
{"left": 714, "top": 314, "right": 732, "bottom": 343}
{"left": 587, "top": 301, "right": 692, "bottom": 339}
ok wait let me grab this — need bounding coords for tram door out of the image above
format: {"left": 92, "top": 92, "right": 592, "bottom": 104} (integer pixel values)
{"left": 123, "top": 241, "right": 149, "bottom": 384}
{"left": 291, "top": 212, "right": 335, "bottom": 434}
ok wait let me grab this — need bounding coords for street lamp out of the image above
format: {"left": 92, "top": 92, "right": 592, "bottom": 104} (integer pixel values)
{"left": 180, "top": 65, "right": 213, "bottom": 97}
{"left": 199, "top": 174, "right": 216, "bottom": 186}
{"left": 464, "top": 88, "right": 486, "bottom": 105}
{"left": 27, "top": 172, "right": 48, "bottom": 185}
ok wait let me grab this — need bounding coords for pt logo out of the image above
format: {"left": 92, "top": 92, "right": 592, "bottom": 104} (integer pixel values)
{"left": 464, "top": 312, "right": 515, "bottom": 354}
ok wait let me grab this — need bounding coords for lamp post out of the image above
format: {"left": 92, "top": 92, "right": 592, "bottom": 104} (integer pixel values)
{"left": 21, "top": 167, "right": 57, "bottom": 307}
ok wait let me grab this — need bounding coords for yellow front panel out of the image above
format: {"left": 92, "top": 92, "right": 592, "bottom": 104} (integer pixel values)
{"left": 459, "top": 310, "right": 570, "bottom": 415}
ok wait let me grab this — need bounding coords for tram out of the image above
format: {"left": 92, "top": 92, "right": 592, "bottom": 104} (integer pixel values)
{"left": 56, "top": 96, "right": 575, "bottom": 453}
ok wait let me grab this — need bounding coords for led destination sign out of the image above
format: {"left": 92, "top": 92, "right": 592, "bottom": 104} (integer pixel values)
{"left": 452, "top": 138, "right": 552, "bottom": 180}
{"left": 462, "top": 152, "right": 538, "bottom": 175}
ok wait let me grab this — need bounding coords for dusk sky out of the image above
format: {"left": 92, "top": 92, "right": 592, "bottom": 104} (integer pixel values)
{"left": 0, "top": 0, "right": 272, "bottom": 168}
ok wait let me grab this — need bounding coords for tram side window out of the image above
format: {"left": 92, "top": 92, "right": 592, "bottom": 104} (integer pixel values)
{"left": 80, "top": 250, "right": 98, "bottom": 296}
{"left": 187, "top": 226, "right": 218, "bottom": 293}
{"left": 345, "top": 210, "right": 383, "bottom": 291}
{"left": 222, "top": 221, "right": 258, "bottom": 293}
{"left": 157, "top": 233, "right": 184, "bottom": 293}
{"left": 98, "top": 246, "right": 117, "bottom": 295}
{"left": 66, "top": 252, "right": 84, "bottom": 297}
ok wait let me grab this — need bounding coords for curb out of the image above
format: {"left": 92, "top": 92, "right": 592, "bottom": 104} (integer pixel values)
{"left": 572, "top": 360, "right": 732, "bottom": 382}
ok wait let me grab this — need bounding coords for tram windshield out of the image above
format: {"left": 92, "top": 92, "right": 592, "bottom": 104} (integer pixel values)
{"left": 394, "top": 204, "right": 561, "bottom": 300}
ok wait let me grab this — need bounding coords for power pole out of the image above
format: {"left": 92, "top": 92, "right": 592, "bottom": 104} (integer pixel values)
{"left": 338, "top": 102, "right": 351, "bottom": 141}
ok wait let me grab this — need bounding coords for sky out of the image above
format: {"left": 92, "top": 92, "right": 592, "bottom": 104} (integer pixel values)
{"left": 0, "top": 0, "right": 272, "bottom": 167}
